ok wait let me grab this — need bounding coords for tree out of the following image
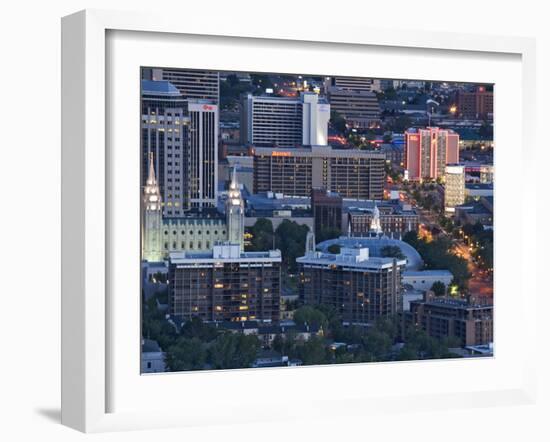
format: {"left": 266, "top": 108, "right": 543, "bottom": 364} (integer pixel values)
{"left": 330, "top": 110, "right": 347, "bottom": 133}
{"left": 327, "top": 244, "right": 341, "bottom": 254}
{"left": 209, "top": 333, "right": 261, "bottom": 369}
{"left": 361, "top": 329, "right": 392, "bottom": 361}
{"left": 293, "top": 306, "right": 328, "bottom": 330}
{"left": 391, "top": 115, "right": 413, "bottom": 133}
{"left": 248, "top": 218, "right": 274, "bottom": 251}
{"left": 180, "top": 316, "right": 219, "bottom": 342}
{"left": 402, "top": 231, "right": 420, "bottom": 248}
{"left": 166, "top": 338, "right": 206, "bottom": 371}
{"left": 431, "top": 281, "right": 446, "bottom": 297}
{"left": 317, "top": 226, "right": 341, "bottom": 243}
{"left": 380, "top": 245, "right": 406, "bottom": 260}
{"left": 275, "top": 220, "right": 309, "bottom": 272}
{"left": 296, "top": 336, "right": 328, "bottom": 365}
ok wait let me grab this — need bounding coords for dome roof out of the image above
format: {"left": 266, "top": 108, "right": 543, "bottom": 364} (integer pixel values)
{"left": 316, "top": 236, "right": 423, "bottom": 270}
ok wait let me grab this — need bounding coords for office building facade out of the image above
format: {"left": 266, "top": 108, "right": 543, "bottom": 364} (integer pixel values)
{"left": 298, "top": 242, "right": 406, "bottom": 324}
{"left": 169, "top": 243, "right": 282, "bottom": 322}
{"left": 404, "top": 127, "right": 460, "bottom": 181}
{"left": 407, "top": 295, "right": 493, "bottom": 346}
{"left": 141, "top": 80, "right": 191, "bottom": 216}
{"left": 348, "top": 203, "right": 419, "bottom": 236}
{"left": 188, "top": 101, "right": 219, "bottom": 208}
{"left": 253, "top": 146, "right": 385, "bottom": 199}
{"left": 311, "top": 188, "right": 343, "bottom": 237}
{"left": 327, "top": 76, "right": 374, "bottom": 92}
{"left": 145, "top": 68, "right": 220, "bottom": 103}
{"left": 444, "top": 164, "right": 466, "bottom": 213}
{"left": 241, "top": 92, "right": 329, "bottom": 147}
{"left": 455, "top": 86, "right": 493, "bottom": 119}
{"left": 327, "top": 87, "right": 380, "bottom": 128}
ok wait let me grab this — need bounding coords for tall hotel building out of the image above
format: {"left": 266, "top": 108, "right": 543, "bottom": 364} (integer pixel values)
{"left": 169, "top": 243, "right": 282, "bottom": 322}
{"left": 240, "top": 92, "right": 330, "bottom": 147}
{"left": 141, "top": 80, "right": 191, "bottom": 216}
{"left": 253, "top": 146, "right": 385, "bottom": 199}
{"left": 298, "top": 237, "right": 407, "bottom": 324}
{"left": 404, "top": 127, "right": 459, "bottom": 181}
{"left": 143, "top": 68, "right": 220, "bottom": 103}
{"left": 188, "top": 102, "right": 219, "bottom": 208}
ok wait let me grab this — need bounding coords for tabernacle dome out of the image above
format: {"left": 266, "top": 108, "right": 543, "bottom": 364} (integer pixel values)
{"left": 316, "top": 202, "right": 424, "bottom": 270}
{"left": 316, "top": 236, "right": 424, "bottom": 271}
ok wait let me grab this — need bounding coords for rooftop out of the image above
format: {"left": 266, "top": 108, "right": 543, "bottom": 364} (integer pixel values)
{"left": 141, "top": 80, "right": 181, "bottom": 96}
{"left": 142, "top": 339, "right": 162, "bottom": 353}
{"left": 316, "top": 236, "right": 423, "bottom": 270}
{"left": 465, "top": 183, "right": 494, "bottom": 190}
{"left": 169, "top": 243, "right": 281, "bottom": 264}
{"left": 412, "top": 298, "right": 494, "bottom": 310}
{"left": 298, "top": 245, "right": 406, "bottom": 271}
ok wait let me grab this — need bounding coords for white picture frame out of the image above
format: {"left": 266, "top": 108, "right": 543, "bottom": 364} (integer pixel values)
{"left": 61, "top": 9, "right": 538, "bottom": 433}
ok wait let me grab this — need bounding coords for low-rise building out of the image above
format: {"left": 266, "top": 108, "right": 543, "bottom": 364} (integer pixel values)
{"left": 347, "top": 200, "right": 419, "bottom": 237}
{"left": 407, "top": 294, "right": 493, "bottom": 346}
{"left": 141, "top": 339, "right": 166, "bottom": 373}
{"left": 465, "top": 183, "right": 494, "bottom": 198}
{"left": 454, "top": 196, "right": 493, "bottom": 226}
{"left": 402, "top": 270, "right": 454, "bottom": 292}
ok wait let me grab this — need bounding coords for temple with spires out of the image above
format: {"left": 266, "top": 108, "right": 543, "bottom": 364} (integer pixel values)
{"left": 142, "top": 154, "right": 245, "bottom": 262}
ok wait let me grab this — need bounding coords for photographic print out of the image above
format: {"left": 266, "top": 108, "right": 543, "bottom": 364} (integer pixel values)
{"left": 140, "top": 68, "right": 494, "bottom": 373}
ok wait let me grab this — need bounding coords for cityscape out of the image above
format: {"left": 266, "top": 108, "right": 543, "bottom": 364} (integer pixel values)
{"left": 140, "top": 68, "right": 494, "bottom": 373}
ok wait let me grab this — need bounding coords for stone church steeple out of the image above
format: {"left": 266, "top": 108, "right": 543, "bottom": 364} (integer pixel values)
{"left": 142, "top": 153, "right": 163, "bottom": 262}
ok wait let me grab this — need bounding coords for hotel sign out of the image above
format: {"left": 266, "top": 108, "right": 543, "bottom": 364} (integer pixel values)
{"left": 271, "top": 151, "right": 291, "bottom": 157}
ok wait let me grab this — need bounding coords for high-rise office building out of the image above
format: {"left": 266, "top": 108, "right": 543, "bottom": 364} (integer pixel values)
{"left": 188, "top": 101, "right": 219, "bottom": 208}
{"left": 444, "top": 164, "right": 466, "bottom": 213}
{"left": 326, "top": 87, "right": 380, "bottom": 128}
{"left": 404, "top": 127, "right": 459, "bottom": 181}
{"left": 253, "top": 146, "right": 385, "bottom": 199}
{"left": 168, "top": 243, "right": 282, "bottom": 322}
{"left": 146, "top": 68, "right": 220, "bottom": 103}
{"left": 241, "top": 92, "right": 329, "bottom": 147}
{"left": 326, "top": 76, "right": 373, "bottom": 92}
{"left": 298, "top": 238, "right": 406, "bottom": 324}
{"left": 141, "top": 80, "right": 191, "bottom": 217}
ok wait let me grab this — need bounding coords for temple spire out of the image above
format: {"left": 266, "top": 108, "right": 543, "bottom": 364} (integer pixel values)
{"left": 226, "top": 165, "right": 245, "bottom": 251}
{"left": 147, "top": 152, "right": 157, "bottom": 186}
{"left": 306, "top": 230, "right": 316, "bottom": 256}
{"left": 230, "top": 165, "right": 238, "bottom": 190}
{"left": 370, "top": 201, "right": 383, "bottom": 236}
